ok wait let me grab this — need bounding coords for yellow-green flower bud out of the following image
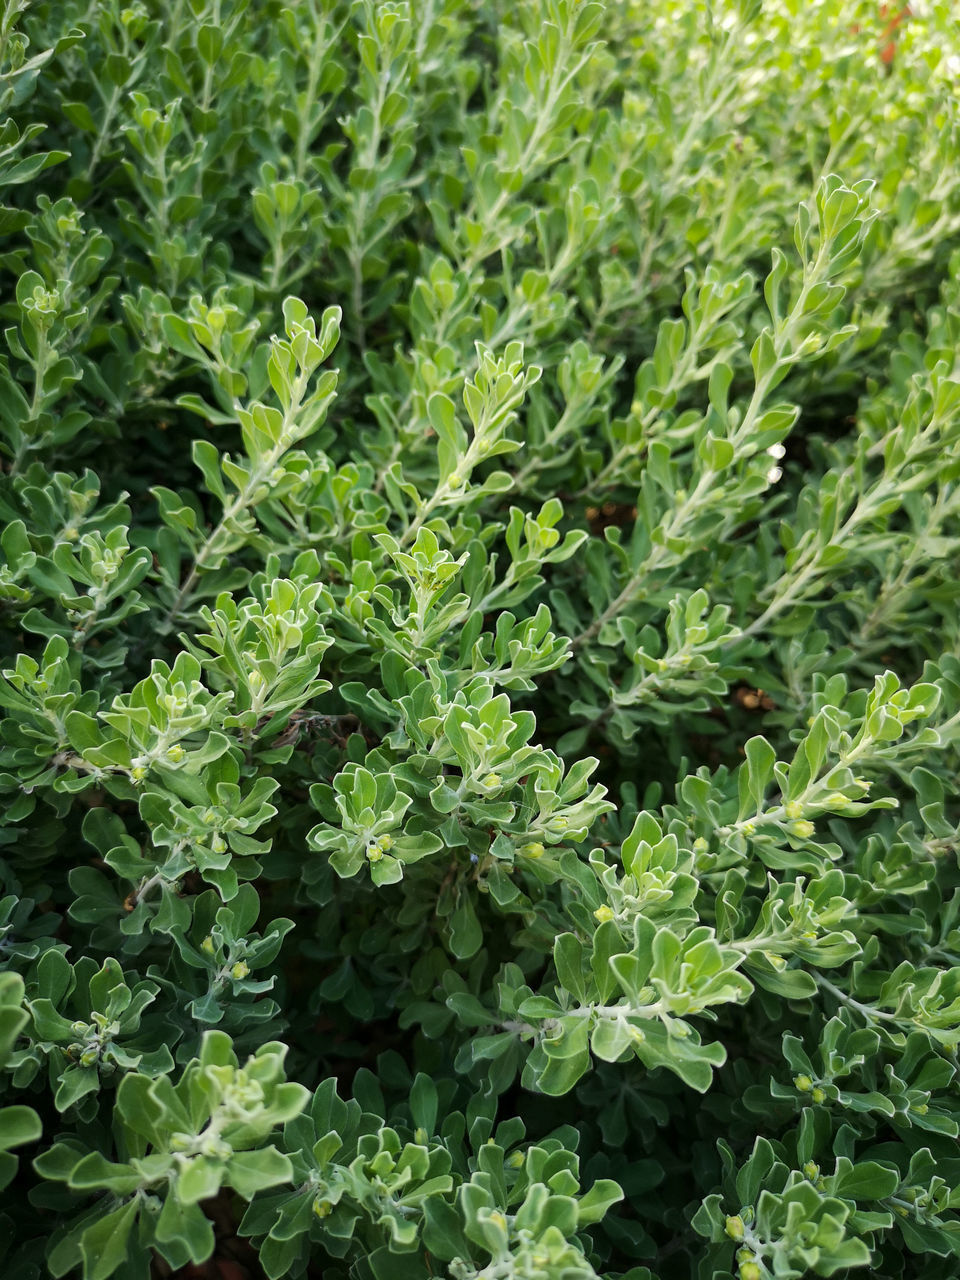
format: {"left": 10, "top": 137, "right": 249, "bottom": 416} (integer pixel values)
{"left": 481, "top": 772, "right": 502, "bottom": 789}
{"left": 788, "top": 819, "right": 815, "bottom": 839}
{"left": 521, "top": 842, "right": 545, "bottom": 858}
{"left": 487, "top": 1211, "right": 508, "bottom": 1233}
{"left": 824, "top": 792, "right": 849, "bottom": 807}
{"left": 377, "top": 833, "right": 394, "bottom": 852}
{"left": 166, "top": 744, "right": 185, "bottom": 763}
{"left": 784, "top": 800, "right": 803, "bottom": 820}
{"left": 692, "top": 837, "right": 709, "bottom": 854}
{"left": 794, "top": 1074, "right": 813, "bottom": 1092}
{"left": 811, "top": 1086, "right": 826, "bottom": 1103}
{"left": 130, "top": 765, "right": 147, "bottom": 783}
{"left": 594, "top": 905, "right": 615, "bottom": 923}
{"left": 740, "top": 1263, "right": 762, "bottom": 1280}
{"left": 803, "top": 1161, "right": 820, "bottom": 1180}
{"left": 211, "top": 835, "right": 227, "bottom": 854}
{"left": 201, "top": 1133, "right": 230, "bottom": 1160}
{"left": 725, "top": 1215, "right": 745, "bottom": 1241}
{"left": 231, "top": 960, "right": 250, "bottom": 981}
{"left": 201, "top": 935, "right": 216, "bottom": 955}
{"left": 507, "top": 1151, "right": 524, "bottom": 1169}
{"left": 313, "top": 1198, "right": 333, "bottom": 1218}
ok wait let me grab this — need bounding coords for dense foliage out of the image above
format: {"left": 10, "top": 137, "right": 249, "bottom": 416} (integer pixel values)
{"left": 3, "top": 1, "right": 960, "bottom": 1277}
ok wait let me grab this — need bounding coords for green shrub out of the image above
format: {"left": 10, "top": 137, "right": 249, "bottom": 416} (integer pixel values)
{"left": 3, "top": 1, "right": 960, "bottom": 1277}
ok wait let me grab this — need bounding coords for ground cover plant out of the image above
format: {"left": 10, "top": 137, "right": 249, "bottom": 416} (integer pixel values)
{"left": 3, "top": 0, "right": 960, "bottom": 1277}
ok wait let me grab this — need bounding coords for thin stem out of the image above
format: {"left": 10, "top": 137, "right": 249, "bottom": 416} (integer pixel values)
{"left": 815, "top": 973, "right": 899, "bottom": 1023}
{"left": 161, "top": 371, "right": 310, "bottom": 629}
{"left": 572, "top": 238, "right": 831, "bottom": 648}
{"left": 86, "top": 83, "right": 121, "bottom": 181}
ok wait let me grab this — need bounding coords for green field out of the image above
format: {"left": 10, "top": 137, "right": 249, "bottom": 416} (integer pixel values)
{"left": 3, "top": 2, "right": 960, "bottom": 1278}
